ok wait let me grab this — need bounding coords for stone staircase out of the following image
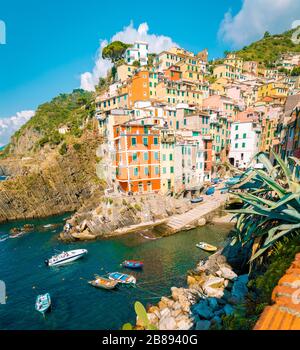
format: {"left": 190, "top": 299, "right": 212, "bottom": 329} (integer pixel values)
{"left": 164, "top": 192, "right": 229, "bottom": 233}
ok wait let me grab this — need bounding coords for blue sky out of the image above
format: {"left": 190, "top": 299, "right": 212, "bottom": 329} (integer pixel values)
{"left": 0, "top": 0, "right": 241, "bottom": 117}
{"left": 0, "top": 0, "right": 299, "bottom": 146}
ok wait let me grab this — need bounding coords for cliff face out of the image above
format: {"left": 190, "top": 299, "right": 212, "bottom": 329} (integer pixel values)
{"left": 60, "top": 193, "right": 192, "bottom": 241}
{"left": 0, "top": 132, "right": 104, "bottom": 223}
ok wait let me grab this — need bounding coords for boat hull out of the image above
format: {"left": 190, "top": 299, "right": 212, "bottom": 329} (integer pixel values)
{"left": 46, "top": 249, "right": 88, "bottom": 267}
{"left": 191, "top": 197, "right": 204, "bottom": 204}
{"left": 108, "top": 272, "right": 136, "bottom": 285}
{"left": 122, "top": 260, "right": 144, "bottom": 269}
{"left": 89, "top": 278, "right": 118, "bottom": 290}
{"left": 35, "top": 293, "right": 51, "bottom": 315}
{"left": 196, "top": 242, "right": 218, "bottom": 252}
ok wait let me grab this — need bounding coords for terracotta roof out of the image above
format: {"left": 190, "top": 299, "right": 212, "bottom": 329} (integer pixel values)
{"left": 254, "top": 253, "right": 300, "bottom": 330}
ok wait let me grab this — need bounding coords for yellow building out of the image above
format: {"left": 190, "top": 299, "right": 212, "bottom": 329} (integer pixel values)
{"left": 96, "top": 93, "right": 129, "bottom": 112}
{"left": 116, "top": 64, "right": 135, "bottom": 82}
{"left": 224, "top": 53, "right": 244, "bottom": 71}
{"left": 213, "top": 64, "right": 242, "bottom": 81}
{"left": 149, "top": 70, "right": 158, "bottom": 99}
{"left": 260, "top": 117, "right": 278, "bottom": 153}
{"left": 156, "top": 47, "right": 207, "bottom": 76}
{"left": 156, "top": 79, "right": 203, "bottom": 106}
{"left": 177, "top": 60, "right": 204, "bottom": 82}
{"left": 258, "top": 82, "right": 288, "bottom": 100}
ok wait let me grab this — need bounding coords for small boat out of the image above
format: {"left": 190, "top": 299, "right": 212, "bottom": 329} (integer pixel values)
{"left": 191, "top": 197, "right": 204, "bottom": 204}
{"left": 220, "top": 187, "right": 229, "bottom": 194}
{"left": 212, "top": 178, "right": 220, "bottom": 185}
{"left": 10, "top": 231, "right": 25, "bottom": 239}
{"left": 35, "top": 293, "right": 51, "bottom": 315}
{"left": 108, "top": 272, "right": 136, "bottom": 285}
{"left": 45, "top": 249, "right": 88, "bottom": 267}
{"left": 205, "top": 187, "right": 215, "bottom": 196}
{"left": 89, "top": 276, "right": 119, "bottom": 290}
{"left": 122, "top": 260, "right": 144, "bottom": 269}
{"left": 0, "top": 234, "right": 9, "bottom": 242}
{"left": 196, "top": 242, "right": 218, "bottom": 252}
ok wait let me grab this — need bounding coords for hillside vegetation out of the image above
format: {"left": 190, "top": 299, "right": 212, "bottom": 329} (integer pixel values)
{"left": 2, "top": 89, "right": 95, "bottom": 158}
{"left": 236, "top": 27, "right": 300, "bottom": 67}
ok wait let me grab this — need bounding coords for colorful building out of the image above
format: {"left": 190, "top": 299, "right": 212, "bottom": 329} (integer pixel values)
{"left": 228, "top": 116, "right": 261, "bottom": 169}
{"left": 125, "top": 41, "right": 148, "bottom": 66}
{"left": 113, "top": 123, "right": 161, "bottom": 193}
{"left": 128, "top": 69, "right": 150, "bottom": 107}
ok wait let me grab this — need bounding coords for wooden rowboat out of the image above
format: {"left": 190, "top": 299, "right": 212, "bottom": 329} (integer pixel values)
{"left": 89, "top": 277, "right": 118, "bottom": 290}
{"left": 196, "top": 242, "right": 218, "bottom": 252}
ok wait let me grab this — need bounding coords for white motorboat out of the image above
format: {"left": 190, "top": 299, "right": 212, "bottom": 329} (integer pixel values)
{"left": 45, "top": 249, "right": 88, "bottom": 267}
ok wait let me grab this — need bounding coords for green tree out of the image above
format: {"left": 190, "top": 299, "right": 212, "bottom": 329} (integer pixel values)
{"left": 102, "top": 41, "right": 131, "bottom": 63}
{"left": 132, "top": 60, "right": 140, "bottom": 67}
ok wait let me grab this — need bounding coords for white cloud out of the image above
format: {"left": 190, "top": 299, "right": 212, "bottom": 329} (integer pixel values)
{"left": 0, "top": 110, "right": 35, "bottom": 147}
{"left": 80, "top": 22, "right": 178, "bottom": 91}
{"left": 219, "top": 0, "right": 300, "bottom": 49}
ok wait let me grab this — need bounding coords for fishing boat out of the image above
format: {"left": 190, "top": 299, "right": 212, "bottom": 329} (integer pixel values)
{"left": 35, "top": 293, "right": 51, "bottom": 315}
{"left": 205, "top": 187, "right": 215, "bottom": 196}
{"left": 45, "top": 249, "right": 88, "bottom": 267}
{"left": 89, "top": 277, "right": 118, "bottom": 290}
{"left": 122, "top": 260, "right": 144, "bottom": 269}
{"left": 108, "top": 272, "right": 136, "bottom": 285}
{"left": 196, "top": 242, "right": 218, "bottom": 252}
{"left": 191, "top": 197, "right": 204, "bottom": 204}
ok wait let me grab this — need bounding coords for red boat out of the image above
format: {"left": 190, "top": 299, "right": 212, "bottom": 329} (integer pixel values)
{"left": 122, "top": 260, "right": 144, "bottom": 269}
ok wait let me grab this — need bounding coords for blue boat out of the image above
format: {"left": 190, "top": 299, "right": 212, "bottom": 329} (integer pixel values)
{"left": 212, "top": 178, "right": 220, "bottom": 185}
{"left": 191, "top": 197, "right": 204, "bottom": 204}
{"left": 205, "top": 187, "right": 215, "bottom": 195}
{"left": 35, "top": 293, "right": 51, "bottom": 315}
{"left": 122, "top": 260, "right": 144, "bottom": 269}
{"left": 108, "top": 272, "right": 136, "bottom": 284}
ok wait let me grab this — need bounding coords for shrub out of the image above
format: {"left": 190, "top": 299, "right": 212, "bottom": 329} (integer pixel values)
{"left": 59, "top": 142, "right": 68, "bottom": 155}
{"left": 73, "top": 143, "right": 81, "bottom": 151}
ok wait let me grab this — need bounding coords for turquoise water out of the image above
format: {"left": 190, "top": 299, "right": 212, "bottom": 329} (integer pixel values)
{"left": 0, "top": 214, "right": 231, "bottom": 330}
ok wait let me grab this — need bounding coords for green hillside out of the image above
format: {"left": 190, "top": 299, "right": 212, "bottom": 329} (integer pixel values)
{"left": 236, "top": 27, "right": 300, "bottom": 67}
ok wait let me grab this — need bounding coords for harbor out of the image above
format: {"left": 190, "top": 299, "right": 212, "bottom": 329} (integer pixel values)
{"left": 0, "top": 213, "right": 232, "bottom": 330}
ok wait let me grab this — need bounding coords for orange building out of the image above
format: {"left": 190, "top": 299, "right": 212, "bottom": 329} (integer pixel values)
{"left": 203, "top": 135, "right": 213, "bottom": 173}
{"left": 113, "top": 123, "right": 161, "bottom": 193}
{"left": 128, "top": 70, "right": 150, "bottom": 108}
{"left": 164, "top": 65, "right": 182, "bottom": 81}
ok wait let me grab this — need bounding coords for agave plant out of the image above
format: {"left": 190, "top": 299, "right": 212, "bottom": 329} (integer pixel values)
{"left": 122, "top": 301, "right": 157, "bottom": 330}
{"left": 229, "top": 151, "right": 300, "bottom": 264}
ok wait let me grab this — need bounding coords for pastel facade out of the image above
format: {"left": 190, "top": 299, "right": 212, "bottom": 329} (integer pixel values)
{"left": 128, "top": 70, "right": 150, "bottom": 107}
{"left": 114, "top": 123, "right": 161, "bottom": 193}
{"left": 125, "top": 41, "right": 148, "bottom": 66}
{"left": 258, "top": 82, "right": 289, "bottom": 101}
{"left": 228, "top": 121, "right": 261, "bottom": 168}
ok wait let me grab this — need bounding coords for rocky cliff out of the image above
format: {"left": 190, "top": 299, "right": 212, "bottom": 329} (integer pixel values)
{"left": 0, "top": 131, "right": 104, "bottom": 223}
